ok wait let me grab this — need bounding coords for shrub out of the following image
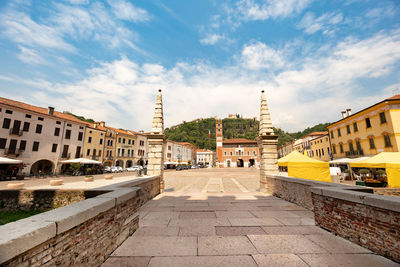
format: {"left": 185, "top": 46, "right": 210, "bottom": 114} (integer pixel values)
{"left": 360, "top": 169, "right": 370, "bottom": 175}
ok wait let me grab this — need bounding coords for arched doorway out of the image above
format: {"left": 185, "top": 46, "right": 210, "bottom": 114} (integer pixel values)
{"left": 237, "top": 159, "right": 244, "bottom": 167}
{"left": 115, "top": 160, "right": 124, "bottom": 167}
{"left": 126, "top": 160, "right": 133, "bottom": 168}
{"left": 227, "top": 160, "right": 231, "bottom": 167}
{"left": 249, "top": 159, "right": 255, "bottom": 167}
{"left": 31, "top": 160, "right": 54, "bottom": 175}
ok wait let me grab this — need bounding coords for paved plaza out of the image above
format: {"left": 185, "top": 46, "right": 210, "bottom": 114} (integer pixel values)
{"left": 103, "top": 169, "right": 398, "bottom": 267}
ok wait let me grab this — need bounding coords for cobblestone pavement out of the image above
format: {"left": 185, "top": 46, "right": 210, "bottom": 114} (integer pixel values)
{"left": 103, "top": 169, "right": 398, "bottom": 267}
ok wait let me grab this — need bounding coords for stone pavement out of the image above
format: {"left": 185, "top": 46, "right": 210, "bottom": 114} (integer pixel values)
{"left": 102, "top": 170, "right": 398, "bottom": 267}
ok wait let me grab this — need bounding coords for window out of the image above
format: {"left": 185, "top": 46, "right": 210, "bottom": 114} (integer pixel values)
{"left": 78, "top": 132, "right": 83, "bottom": 141}
{"left": 76, "top": 146, "right": 81, "bottom": 158}
{"left": 127, "top": 150, "right": 130, "bottom": 157}
{"left": 339, "top": 143, "right": 344, "bottom": 153}
{"left": 346, "top": 125, "right": 351, "bottom": 134}
{"left": 338, "top": 129, "right": 341, "bottom": 137}
{"left": 122, "top": 149, "right": 125, "bottom": 157}
{"left": 353, "top": 122, "right": 358, "bottom": 132}
{"left": 65, "top": 129, "right": 71, "bottom": 139}
{"left": 87, "top": 149, "right": 90, "bottom": 156}
{"left": 32, "top": 141, "right": 39, "bottom": 151}
{"left": 5, "top": 109, "right": 13, "bottom": 114}
{"left": 379, "top": 112, "right": 387, "bottom": 124}
{"left": 356, "top": 140, "right": 362, "bottom": 152}
{"left": 330, "top": 131, "right": 334, "bottom": 138}
{"left": 131, "top": 150, "right": 134, "bottom": 157}
{"left": 19, "top": 140, "right": 26, "bottom": 151}
{"left": 54, "top": 127, "right": 60, "bottom": 136}
{"left": 384, "top": 135, "right": 392, "bottom": 147}
{"left": 52, "top": 144, "right": 58, "bottom": 153}
{"left": 100, "top": 139, "right": 103, "bottom": 145}
{"left": 117, "top": 148, "right": 121, "bottom": 156}
{"left": 230, "top": 152, "right": 232, "bottom": 156}
{"left": 224, "top": 152, "right": 226, "bottom": 156}
{"left": 98, "top": 150, "right": 101, "bottom": 156}
{"left": 128, "top": 140, "right": 131, "bottom": 145}
{"left": 25, "top": 114, "right": 31, "bottom": 118}
{"left": 35, "top": 124, "right": 42, "bottom": 134}
{"left": 369, "top": 137, "right": 375, "bottom": 149}
{"left": 93, "top": 149, "right": 97, "bottom": 156}
{"left": 332, "top": 145, "right": 336, "bottom": 154}
{"left": 123, "top": 138, "right": 126, "bottom": 144}
{"left": 23, "top": 122, "right": 30, "bottom": 132}
{"left": 88, "top": 137, "right": 92, "bottom": 143}
{"left": 56, "top": 121, "right": 61, "bottom": 125}
{"left": 38, "top": 117, "right": 44, "bottom": 121}
{"left": 322, "top": 148, "right": 324, "bottom": 156}
{"left": 67, "top": 123, "right": 72, "bottom": 127}
{"left": 366, "top": 118, "right": 371, "bottom": 128}
{"left": 62, "top": 145, "right": 69, "bottom": 157}
{"left": 349, "top": 141, "right": 354, "bottom": 152}
{"left": 0, "top": 138, "right": 6, "bottom": 149}
{"left": 80, "top": 126, "right": 84, "bottom": 129}
{"left": 2, "top": 118, "right": 11, "bottom": 129}
{"left": 132, "top": 140, "right": 135, "bottom": 145}
{"left": 118, "top": 137, "right": 121, "bottom": 143}
{"left": 89, "top": 130, "right": 92, "bottom": 133}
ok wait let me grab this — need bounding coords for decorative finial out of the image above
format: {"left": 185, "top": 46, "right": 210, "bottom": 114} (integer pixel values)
{"left": 151, "top": 89, "right": 164, "bottom": 134}
{"left": 259, "top": 90, "right": 274, "bottom": 136}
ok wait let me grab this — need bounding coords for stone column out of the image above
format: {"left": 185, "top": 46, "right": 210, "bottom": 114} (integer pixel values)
{"left": 147, "top": 89, "right": 166, "bottom": 192}
{"left": 258, "top": 90, "right": 279, "bottom": 192}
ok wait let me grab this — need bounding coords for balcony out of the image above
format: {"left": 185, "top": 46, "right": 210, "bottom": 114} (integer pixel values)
{"left": 61, "top": 153, "right": 71, "bottom": 159}
{"left": 345, "top": 150, "right": 364, "bottom": 157}
{"left": 106, "top": 156, "right": 113, "bottom": 160}
{"left": 9, "top": 128, "right": 23, "bottom": 136}
{"left": 4, "top": 148, "right": 21, "bottom": 157}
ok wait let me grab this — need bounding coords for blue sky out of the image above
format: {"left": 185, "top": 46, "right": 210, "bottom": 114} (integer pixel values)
{"left": 0, "top": 0, "right": 399, "bottom": 132}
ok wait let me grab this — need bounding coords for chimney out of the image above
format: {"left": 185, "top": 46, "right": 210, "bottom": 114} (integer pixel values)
{"left": 48, "top": 106, "right": 55, "bottom": 115}
{"left": 341, "top": 111, "right": 347, "bottom": 119}
{"left": 93, "top": 122, "right": 98, "bottom": 128}
{"left": 100, "top": 121, "right": 105, "bottom": 127}
{"left": 346, "top": 108, "right": 352, "bottom": 116}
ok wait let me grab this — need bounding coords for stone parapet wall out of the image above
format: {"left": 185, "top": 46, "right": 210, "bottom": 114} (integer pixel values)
{"left": 373, "top": 188, "right": 400, "bottom": 197}
{"left": 311, "top": 187, "right": 400, "bottom": 263}
{"left": 0, "top": 175, "right": 161, "bottom": 266}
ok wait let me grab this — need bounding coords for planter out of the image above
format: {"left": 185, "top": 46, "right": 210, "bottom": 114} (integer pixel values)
{"left": 7, "top": 182, "right": 25, "bottom": 189}
{"left": 49, "top": 179, "right": 63, "bottom": 186}
{"left": 84, "top": 176, "right": 94, "bottom": 182}
{"left": 365, "top": 181, "right": 384, "bottom": 188}
{"left": 104, "top": 174, "right": 113, "bottom": 180}
{"left": 356, "top": 181, "right": 366, "bottom": 186}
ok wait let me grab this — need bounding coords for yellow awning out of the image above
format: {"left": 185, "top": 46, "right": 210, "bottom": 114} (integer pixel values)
{"left": 350, "top": 152, "right": 400, "bottom": 187}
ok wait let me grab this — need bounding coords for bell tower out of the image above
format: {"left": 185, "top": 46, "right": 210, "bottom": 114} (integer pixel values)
{"left": 216, "top": 119, "right": 223, "bottom": 166}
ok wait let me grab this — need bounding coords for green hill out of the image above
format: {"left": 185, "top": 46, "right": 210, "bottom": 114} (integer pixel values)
{"left": 165, "top": 117, "right": 330, "bottom": 150}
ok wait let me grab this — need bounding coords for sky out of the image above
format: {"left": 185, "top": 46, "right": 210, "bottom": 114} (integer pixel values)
{"left": 0, "top": 0, "right": 399, "bottom": 132}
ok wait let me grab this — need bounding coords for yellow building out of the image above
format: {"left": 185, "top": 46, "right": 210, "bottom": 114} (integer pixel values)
{"left": 328, "top": 95, "right": 400, "bottom": 159}
{"left": 309, "top": 133, "right": 331, "bottom": 161}
{"left": 83, "top": 123, "right": 106, "bottom": 162}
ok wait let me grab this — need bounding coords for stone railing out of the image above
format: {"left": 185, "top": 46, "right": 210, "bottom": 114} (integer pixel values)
{"left": 0, "top": 175, "right": 160, "bottom": 266}
{"left": 265, "top": 175, "right": 400, "bottom": 263}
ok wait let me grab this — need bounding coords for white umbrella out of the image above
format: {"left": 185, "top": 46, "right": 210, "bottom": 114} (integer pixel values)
{"left": 0, "top": 157, "right": 23, "bottom": 164}
{"left": 60, "top": 158, "right": 102, "bottom": 165}
{"left": 164, "top": 161, "right": 179, "bottom": 165}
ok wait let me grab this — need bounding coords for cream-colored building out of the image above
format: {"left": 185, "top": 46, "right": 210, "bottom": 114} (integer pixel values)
{"left": 0, "top": 97, "right": 87, "bottom": 175}
{"left": 129, "top": 131, "right": 148, "bottom": 166}
{"left": 83, "top": 123, "right": 106, "bottom": 163}
{"left": 164, "top": 140, "right": 196, "bottom": 164}
{"left": 196, "top": 149, "right": 215, "bottom": 166}
{"left": 110, "top": 127, "right": 137, "bottom": 168}
{"left": 328, "top": 95, "right": 400, "bottom": 159}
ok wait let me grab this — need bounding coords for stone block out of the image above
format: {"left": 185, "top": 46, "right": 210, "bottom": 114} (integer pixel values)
{"left": 97, "top": 188, "right": 139, "bottom": 205}
{"left": 0, "top": 219, "right": 56, "bottom": 264}
{"left": 363, "top": 195, "right": 400, "bottom": 212}
{"left": 321, "top": 188, "right": 367, "bottom": 204}
{"left": 198, "top": 236, "right": 258, "bottom": 255}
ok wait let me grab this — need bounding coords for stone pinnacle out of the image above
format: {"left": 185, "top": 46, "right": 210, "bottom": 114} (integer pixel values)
{"left": 151, "top": 89, "right": 164, "bottom": 134}
{"left": 259, "top": 90, "right": 274, "bottom": 136}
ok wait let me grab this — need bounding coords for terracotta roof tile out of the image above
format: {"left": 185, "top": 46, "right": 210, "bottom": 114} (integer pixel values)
{"left": 387, "top": 94, "right": 400, "bottom": 100}
{"left": 0, "top": 97, "right": 86, "bottom": 125}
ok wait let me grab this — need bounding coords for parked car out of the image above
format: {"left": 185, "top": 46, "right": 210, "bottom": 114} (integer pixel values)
{"left": 104, "top": 166, "right": 112, "bottom": 173}
{"left": 116, "top": 166, "right": 123, "bottom": 172}
{"left": 176, "top": 166, "right": 183, "bottom": 171}
{"left": 110, "top": 166, "right": 121, "bottom": 173}
{"left": 126, "top": 165, "right": 142, "bottom": 172}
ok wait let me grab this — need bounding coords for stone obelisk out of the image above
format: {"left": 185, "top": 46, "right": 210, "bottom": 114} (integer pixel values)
{"left": 258, "top": 90, "right": 279, "bottom": 192}
{"left": 147, "top": 89, "right": 166, "bottom": 192}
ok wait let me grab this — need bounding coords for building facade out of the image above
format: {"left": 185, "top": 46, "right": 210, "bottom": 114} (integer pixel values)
{"left": 111, "top": 128, "right": 137, "bottom": 168}
{"left": 328, "top": 95, "right": 400, "bottom": 159}
{"left": 219, "top": 138, "right": 260, "bottom": 167}
{"left": 164, "top": 140, "right": 196, "bottom": 164}
{"left": 129, "top": 131, "right": 148, "bottom": 166}
{"left": 196, "top": 149, "right": 215, "bottom": 166}
{"left": 0, "top": 97, "right": 87, "bottom": 175}
{"left": 309, "top": 134, "right": 331, "bottom": 161}
{"left": 83, "top": 123, "right": 106, "bottom": 163}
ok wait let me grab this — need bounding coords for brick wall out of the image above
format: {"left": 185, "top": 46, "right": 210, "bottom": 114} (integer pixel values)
{"left": 3, "top": 194, "right": 140, "bottom": 266}
{"left": 312, "top": 193, "right": 400, "bottom": 262}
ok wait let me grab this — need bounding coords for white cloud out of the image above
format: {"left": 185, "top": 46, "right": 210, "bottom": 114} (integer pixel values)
{"left": 107, "top": 0, "right": 150, "bottom": 22}
{"left": 236, "top": 0, "right": 312, "bottom": 21}
{"left": 241, "top": 41, "right": 285, "bottom": 70}
{"left": 297, "top": 11, "right": 343, "bottom": 35}
{"left": 4, "top": 30, "right": 400, "bottom": 132}
{"left": 200, "top": 34, "right": 224, "bottom": 45}
{"left": 17, "top": 45, "right": 45, "bottom": 64}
